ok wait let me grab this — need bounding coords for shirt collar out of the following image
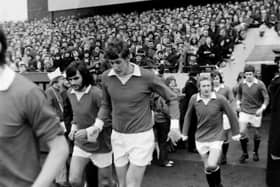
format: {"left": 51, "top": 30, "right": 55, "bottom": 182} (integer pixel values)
{"left": 243, "top": 78, "right": 258, "bottom": 85}
{"left": 0, "top": 65, "right": 16, "bottom": 91}
{"left": 214, "top": 84, "right": 224, "bottom": 91}
{"left": 70, "top": 85, "right": 91, "bottom": 95}
{"left": 108, "top": 63, "right": 141, "bottom": 77}
{"left": 197, "top": 92, "right": 217, "bottom": 101}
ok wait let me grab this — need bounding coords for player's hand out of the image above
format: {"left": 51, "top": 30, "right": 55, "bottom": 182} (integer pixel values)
{"left": 181, "top": 135, "right": 188, "bottom": 141}
{"left": 167, "top": 128, "right": 182, "bottom": 146}
{"left": 232, "top": 134, "right": 241, "bottom": 141}
{"left": 74, "top": 129, "right": 87, "bottom": 142}
{"left": 167, "top": 119, "right": 182, "bottom": 146}
{"left": 68, "top": 124, "right": 78, "bottom": 141}
{"left": 236, "top": 103, "right": 241, "bottom": 112}
{"left": 271, "top": 154, "right": 280, "bottom": 160}
{"left": 255, "top": 108, "right": 264, "bottom": 116}
{"left": 86, "top": 126, "right": 101, "bottom": 142}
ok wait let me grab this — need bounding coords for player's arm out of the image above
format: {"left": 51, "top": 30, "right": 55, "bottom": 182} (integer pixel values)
{"left": 221, "top": 96, "right": 240, "bottom": 138}
{"left": 182, "top": 95, "right": 196, "bottom": 139}
{"left": 25, "top": 87, "right": 69, "bottom": 187}
{"left": 32, "top": 136, "right": 68, "bottom": 187}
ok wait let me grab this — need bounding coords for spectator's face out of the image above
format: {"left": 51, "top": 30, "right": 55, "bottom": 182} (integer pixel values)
{"left": 84, "top": 53, "right": 89, "bottom": 58}
{"left": 206, "top": 37, "right": 212, "bottom": 44}
{"left": 203, "top": 29, "right": 209, "bottom": 36}
{"left": 55, "top": 55, "right": 60, "bottom": 60}
{"left": 37, "top": 61, "right": 42, "bottom": 70}
{"left": 219, "top": 29, "right": 226, "bottom": 36}
{"left": 55, "top": 77, "right": 66, "bottom": 92}
{"left": 178, "top": 43, "right": 184, "bottom": 52}
{"left": 36, "top": 55, "right": 41, "bottom": 61}
{"left": 44, "top": 57, "right": 53, "bottom": 68}
{"left": 62, "top": 42, "right": 67, "bottom": 48}
{"left": 165, "top": 47, "right": 172, "bottom": 54}
{"left": 73, "top": 51, "right": 79, "bottom": 57}
{"left": 162, "top": 37, "right": 170, "bottom": 45}
{"left": 94, "top": 46, "right": 100, "bottom": 53}
{"left": 169, "top": 80, "right": 177, "bottom": 88}
{"left": 68, "top": 71, "right": 84, "bottom": 91}
{"left": 136, "top": 55, "right": 142, "bottom": 62}
{"left": 147, "top": 41, "right": 154, "bottom": 48}
{"left": 213, "top": 75, "right": 221, "bottom": 87}
{"left": 27, "top": 55, "right": 32, "bottom": 62}
{"left": 84, "top": 58, "right": 90, "bottom": 64}
{"left": 19, "top": 64, "right": 27, "bottom": 73}
{"left": 65, "top": 53, "right": 70, "bottom": 58}
{"left": 99, "top": 53, "right": 104, "bottom": 59}
{"left": 84, "top": 43, "right": 91, "bottom": 50}
{"left": 15, "top": 58, "right": 21, "bottom": 63}
{"left": 158, "top": 52, "right": 163, "bottom": 59}
{"left": 137, "top": 36, "right": 142, "bottom": 42}
{"left": 200, "top": 79, "right": 212, "bottom": 98}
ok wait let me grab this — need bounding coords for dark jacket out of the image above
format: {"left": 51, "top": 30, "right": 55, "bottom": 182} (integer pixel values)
{"left": 179, "top": 77, "right": 198, "bottom": 129}
{"left": 62, "top": 90, "right": 73, "bottom": 134}
{"left": 197, "top": 43, "right": 216, "bottom": 66}
{"left": 267, "top": 74, "right": 280, "bottom": 187}
{"left": 152, "top": 94, "right": 170, "bottom": 123}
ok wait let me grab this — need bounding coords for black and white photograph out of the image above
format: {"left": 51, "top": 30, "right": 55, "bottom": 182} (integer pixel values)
{"left": 1, "top": 0, "right": 280, "bottom": 186}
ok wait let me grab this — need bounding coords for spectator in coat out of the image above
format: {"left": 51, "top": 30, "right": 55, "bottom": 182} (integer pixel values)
{"left": 179, "top": 72, "right": 198, "bottom": 152}
{"left": 267, "top": 61, "right": 280, "bottom": 187}
{"left": 197, "top": 36, "right": 216, "bottom": 66}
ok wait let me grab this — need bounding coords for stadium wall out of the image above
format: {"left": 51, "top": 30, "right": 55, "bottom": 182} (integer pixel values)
{"left": 27, "top": 0, "right": 245, "bottom": 21}
{"left": 27, "top": 0, "right": 49, "bottom": 21}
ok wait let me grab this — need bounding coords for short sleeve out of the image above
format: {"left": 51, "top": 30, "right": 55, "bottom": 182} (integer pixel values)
{"left": 25, "top": 87, "right": 64, "bottom": 144}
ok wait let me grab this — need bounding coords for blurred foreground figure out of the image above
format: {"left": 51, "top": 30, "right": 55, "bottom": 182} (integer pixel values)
{"left": 267, "top": 62, "right": 280, "bottom": 187}
{"left": 66, "top": 62, "right": 113, "bottom": 187}
{"left": 0, "top": 28, "right": 69, "bottom": 187}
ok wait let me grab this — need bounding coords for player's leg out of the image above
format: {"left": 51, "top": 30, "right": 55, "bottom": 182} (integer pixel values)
{"left": 239, "top": 112, "right": 250, "bottom": 163}
{"left": 251, "top": 115, "right": 262, "bottom": 161}
{"left": 69, "top": 146, "right": 90, "bottom": 187}
{"left": 221, "top": 115, "right": 231, "bottom": 165}
{"left": 90, "top": 152, "right": 114, "bottom": 187}
{"left": 206, "top": 142, "right": 223, "bottom": 187}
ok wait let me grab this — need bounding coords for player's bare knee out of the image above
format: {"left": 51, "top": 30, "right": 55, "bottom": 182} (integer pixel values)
{"left": 99, "top": 176, "right": 111, "bottom": 187}
{"left": 99, "top": 173, "right": 113, "bottom": 187}
{"left": 206, "top": 165, "right": 218, "bottom": 173}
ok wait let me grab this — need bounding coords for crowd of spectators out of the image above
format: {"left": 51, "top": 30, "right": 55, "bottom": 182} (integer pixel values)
{"left": 2, "top": 0, "right": 280, "bottom": 74}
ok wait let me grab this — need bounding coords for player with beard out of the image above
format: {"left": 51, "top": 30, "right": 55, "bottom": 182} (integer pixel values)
{"left": 66, "top": 62, "right": 113, "bottom": 187}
